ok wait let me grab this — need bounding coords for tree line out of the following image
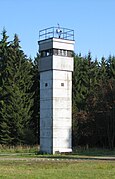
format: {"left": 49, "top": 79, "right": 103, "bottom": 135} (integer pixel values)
{"left": 73, "top": 53, "right": 115, "bottom": 149}
{"left": 0, "top": 30, "right": 39, "bottom": 145}
{"left": 0, "top": 30, "right": 115, "bottom": 149}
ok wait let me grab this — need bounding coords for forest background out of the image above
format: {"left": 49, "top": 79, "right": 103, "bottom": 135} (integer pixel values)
{"left": 0, "top": 31, "right": 115, "bottom": 149}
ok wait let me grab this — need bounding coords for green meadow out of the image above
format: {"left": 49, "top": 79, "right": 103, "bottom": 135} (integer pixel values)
{"left": 0, "top": 157, "right": 115, "bottom": 179}
{"left": 0, "top": 146, "right": 115, "bottom": 179}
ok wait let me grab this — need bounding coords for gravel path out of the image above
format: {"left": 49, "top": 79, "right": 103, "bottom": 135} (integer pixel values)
{"left": 0, "top": 156, "right": 115, "bottom": 162}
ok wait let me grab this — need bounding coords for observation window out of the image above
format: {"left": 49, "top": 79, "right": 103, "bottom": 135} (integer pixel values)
{"left": 67, "top": 51, "right": 73, "bottom": 57}
{"left": 40, "top": 49, "right": 53, "bottom": 57}
{"left": 53, "top": 49, "right": 73, "bottom": 57}
{"left": 40, "top": 49, "right": 73, "bottom": 58}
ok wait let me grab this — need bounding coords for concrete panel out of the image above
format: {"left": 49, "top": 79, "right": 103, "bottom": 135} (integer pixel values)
{"left": 53, "top": 138, "right": 71, "bottom": 148}
{"left": 53, "top": 97, "right": 71, "bottom": 108}
{"left": 53, "top": 71, "right": 72, "bottom": 80}
{"left": 39, "top": 55, "right": 74, "bottom": 72}
{"left": 39, "top": 39, "right": 53, "bottom": 51}
{"left": 40, "top": 56, "right": 73, "bottom": 71}
{"left": 40, "top": 89, "right": 52, "bottom": 99}
{"left": 53, "top": 89, "right": 71, "bottom": 98}
{"left": 40, "top": 129, "right": 52, "bottom": 138}
{"left": 40, "top": 99, "right": 52, "bottom": 109}
{"left": 53, "top": 108, "right": 71, "bottom": 118}
{"left": 53, "top": 79, "right": 71, "bottom": 90}
{"left": 53, "top": 38, "right": 75, "bottom": 51}
{"left": 40, "top": 109, "right": 52, "bottom": 118}
{"left": 40, "top": 71, "right": 53, "bottom": 81}
{"left": 53, "top": 148, "right": 72, "bottom": 154}
{"left": 53, "top": 120, "right": 71, "bottom": 128}
{"left": 53, "top": 56, "right": 73, "bottom": 71}
{"left": 53, "top": 128, "right": 71, "bottom": 138}
{"left": 40, "top": 80, "right": 53, "bottom": 90}
{"left": 40, "top": 118, "right": 52, "bottom": 128}
{"left": 39, "top": 38, "right": 74, "bottom": 51}
{"left": 40, "top": 137, "right": 52, "bottom": 154}
{"left": 39, "top": 56, "right": 52, "bottom": 72}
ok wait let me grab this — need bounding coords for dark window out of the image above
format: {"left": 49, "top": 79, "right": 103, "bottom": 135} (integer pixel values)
{"left": 45, "top": 83, "right": 48, "bottom": 87}
{"left": 63, "top": 50, "right": 67, "bottom": 56}
{"left": 67, "top": 50, "right": 73, "bottom": 57}
{"left": 40, "top": 49, "right": 73, "bottom": 57}
{"left": 61, "top": 83, "right": 64, "bottom": 86}
{"left": 40, "top": 51, "right": 46, "bottom": 57}
{"left": 53, "top": 49, "right": 58, "bottom": 55}
{"left": 46, "top": 50, "right": 50, "bottom": 56}
{"left": 40, "top": 49, "right": 53, "bottom": 57}
{"left": 53, "top": 48, "right": 73, "bottom": 57}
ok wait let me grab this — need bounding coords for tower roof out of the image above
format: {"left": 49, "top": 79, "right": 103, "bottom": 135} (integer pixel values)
{"left": 39, "top": 27, "right": 74, "bottom": 41}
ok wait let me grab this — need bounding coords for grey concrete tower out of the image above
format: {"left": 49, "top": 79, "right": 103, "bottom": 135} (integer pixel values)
{"left": 38, "top": 27, "right": 75, "bottom": 154}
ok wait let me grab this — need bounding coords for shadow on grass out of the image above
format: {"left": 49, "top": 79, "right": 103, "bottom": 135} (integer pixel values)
{"left": 36, "top": 148, "right": 115, "bottom": 160}
{"left": 72, "top": 148, "right": 115, "bottom": 156}
{"left": 0, "top": 146, "right": 115, "bottom": 161}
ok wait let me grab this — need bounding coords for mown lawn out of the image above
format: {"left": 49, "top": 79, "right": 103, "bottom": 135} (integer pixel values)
{"left": 0, "top": 158, "right": 115, "bottom": 179}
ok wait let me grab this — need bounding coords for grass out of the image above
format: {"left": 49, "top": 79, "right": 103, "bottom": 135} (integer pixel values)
{"left": 0, "top": 146, "right": 115, "bottom": 178}
{"left": 0, "top": 145, "right": 38, "bottom": 154}
{"left": 0, "top": 145, "right": 115, "bottom": 156}
{"left": 73, "top": 147, "right": 115, "bottom": 157}
{"left": 0, "top": 158, "right": 115, "bottom": 179}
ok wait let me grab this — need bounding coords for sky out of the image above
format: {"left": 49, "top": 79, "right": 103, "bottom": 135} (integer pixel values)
{"left": 0, "top": 0, "right": 115, "bottom": 61}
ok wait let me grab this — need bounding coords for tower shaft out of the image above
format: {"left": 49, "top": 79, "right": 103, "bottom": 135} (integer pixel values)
{"left": 39, "top": 28, "right": 74, "bottom": 154}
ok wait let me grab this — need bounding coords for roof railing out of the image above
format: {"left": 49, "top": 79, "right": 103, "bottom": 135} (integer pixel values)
{"left": 39, "top": 27, "right": 74, "bottom": 41}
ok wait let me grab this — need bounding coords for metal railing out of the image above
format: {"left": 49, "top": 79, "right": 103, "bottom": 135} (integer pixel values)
{"left": 39, "top": 27, "right": 74, "bottom": 41}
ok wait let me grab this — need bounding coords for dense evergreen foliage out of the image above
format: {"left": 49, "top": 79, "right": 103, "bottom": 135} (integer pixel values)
{"left": 0, "top": 31, "right": 115, "bottom": 148}
{"left": 0, "top": 30, "right": 35, "bottom": 145}
{"left": 72, "top": 53, "right": 115, "bottom": 149}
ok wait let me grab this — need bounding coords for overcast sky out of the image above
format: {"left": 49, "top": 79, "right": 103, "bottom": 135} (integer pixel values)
{"left": 0, "top": 0, "right": 115, "bottom": 60}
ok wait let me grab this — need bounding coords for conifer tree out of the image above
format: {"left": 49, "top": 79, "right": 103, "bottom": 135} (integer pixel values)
{"left": 0, "top": 31, "right": 34, "bottom": 145}
{"left": 0, "top": 29, "right": 12, "bottom": 144}
{"left": 30, "top": 53, "right": 40, "bottom": 144}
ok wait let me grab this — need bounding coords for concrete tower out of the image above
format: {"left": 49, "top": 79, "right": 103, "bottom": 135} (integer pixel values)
{"left": 39, "top": 27, "right": 74, "bottom": 154}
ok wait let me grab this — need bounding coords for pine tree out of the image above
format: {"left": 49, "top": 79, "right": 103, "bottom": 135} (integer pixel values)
{"left": 72, "top": 53, "right": 92, "bottom": 146}
{"left": 9, "top": 34, "right": 34, "bottom": 145}
{"left": 0, "top": 31, "right": 34, "bottom": 145}
{"left": 30, "top": 53, "right": 40, "bottom": 144}
{"left": 0, "top": 29, "right": 12, "bottom": 144}
{"left": 73, "top": 53, "right": 100, "bottom": 147}
{"left": 96, "top": 56, "right": 115, "bottom": 148}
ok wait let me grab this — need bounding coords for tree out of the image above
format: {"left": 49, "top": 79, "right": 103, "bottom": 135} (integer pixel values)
{"left": 72, "top": 53, "right": 100, "bottom": 147}
{"left": 73, "top": 54, "right": 89, "bottom": 111}
{"left": 72, "top": 53, "right": 115, "bottom": 148}
{"left": 0, "top": 31, "right": 34, "bottom": 145}
{"left": 30, "top": 53, "right": 40, "bottom": 144}
{"left": 0, "top": 29, "right": 12, "bottom": 144}
{"left": 93, "top": 56, "right": 115, "bottom": 149}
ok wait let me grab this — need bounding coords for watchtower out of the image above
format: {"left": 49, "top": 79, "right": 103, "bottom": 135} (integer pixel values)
{"left": 38, "top": 26, "right": 75, "bottom": 154}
